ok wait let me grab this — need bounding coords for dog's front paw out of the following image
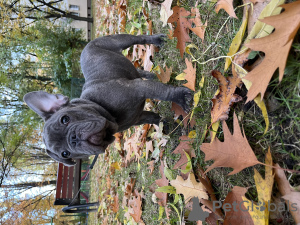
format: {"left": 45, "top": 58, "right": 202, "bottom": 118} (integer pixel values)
{"left": 175, "top": 87, "right": 193, "bottom": 113}
{"left": 152, "top": 34, "right": 167, "bottom": 48}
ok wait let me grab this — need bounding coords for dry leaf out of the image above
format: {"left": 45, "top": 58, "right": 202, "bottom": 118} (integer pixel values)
{"left": 155, "top": 161, "right": 169, "bottom": 208}
{"left": 224, "top": 186, "right": 254, "bottom": 225}
{"left": 201, "top": 113, "right": 261, "bottom": 175}
{"left": 171, "top": 102, "right": 196, "bottom": 128}
{"left": 183, "top": 58, "right": 196, "bottom": 91}
{"left": 110, "top": 195, "right": 119, "bottom": 213}
{"left": 170, "top": 173, "right": 208, "bottom": 202}
{"left": 189, "top": 7, "right": 207, "bottom": 41}
{"left": 211, "top": 70, "right": 242, "bottom": 124}
{"left": 275, "top": 163, "right": 300, "bottom": 224}
{"left": 215, "top": 0, "right": 238, "bottom": 18}
{"left": 242, "top": 148, "right": 274, "bottom": 225}
{"left": 172, "top": 136, "right": 196, "bottom": 171}
{"left": 167, "top": 6, "right": 192, "bottom": 57}
{"left": 160, "top": 0, "right": 173, "bottom": 27}
{"left": 147, "top": 160, "right": 155, "bottom": 174}
{"left": 129, "top": 190, "right": 143, "bottom": 222}
{"left": 155, "top": 65, "right": 172, "bottom": 83}
{"left": 244, "top": 1, "right": 300, "bottom": 102}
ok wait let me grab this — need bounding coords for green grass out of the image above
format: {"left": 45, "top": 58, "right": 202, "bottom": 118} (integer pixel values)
{"left": 88, "top": 0, "right": 300, "bottom": 224}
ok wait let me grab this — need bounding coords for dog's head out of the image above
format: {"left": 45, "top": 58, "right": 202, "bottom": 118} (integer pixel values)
{"left": 24, "top": 91, "right": 118, "bottom": 166}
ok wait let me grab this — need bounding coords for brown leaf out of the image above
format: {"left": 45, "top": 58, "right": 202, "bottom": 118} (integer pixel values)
{"left": 129, "top": 190, "right": 143, "bottom": 222}
{"left": 244, "top": 1, "right": 300, "bottom": 102}
{"left": 201, "top": 113, "right": 261, "bottom": 175}
{"left": 147, "top": 160, "right": 155, "bottom": 174}
{"left": 172, "top": 136, "right": 195, "bottom": 171}
{"left": 117, "top": 0, "right": 127, "bottom": 32}
{"left": 156, "top": 65, "right": 172, "bottom": 83}
{"left": 183, "top": 58, "right": 196, "bottom": 91}
{"left": 171, "top": 103, "right": 196, "bottom": 128}
{"left": 110, "top": 195, "right": 119, "bottom": 213}
{"left": 223, "top": 186, "right": 254, "bottom": 225}
{"left": 125, "top": 178, "right": 136, "bottom": 199}
{"left": 275, "top": 163, "right": 300, "bottom": 224}
{"left": 167, "top": 6, "right": 192, "bottom": 57}
{"left": 211, "top": 70, "right": 242, "bottom": 124}
{"left": 155, "top": 161, "right": 169, "bottom": 207}
{"left": 189, "top": 7, "right": 207, "bottom": 41}
{"left": 215, "top": 0, "right": 238, "bottom": 18}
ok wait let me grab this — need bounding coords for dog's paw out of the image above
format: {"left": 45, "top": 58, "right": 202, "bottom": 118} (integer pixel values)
{"left": 175, "top": 87, "right": 193, "bottom": 113}
{"left": 152, "top": 34, "right": 167, "bottom": 48}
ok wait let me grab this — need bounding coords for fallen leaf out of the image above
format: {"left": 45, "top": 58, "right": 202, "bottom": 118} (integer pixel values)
{"left": 111, "top": 162, "right": 121, "bottom": 170}
{"left": 210, "top": 70, "right": 242, "bottom": 124}
{"left": 110, "top": 195, "right": 119, "bottom": 213}
{"left": 201, "top": 113, "right": 261, "bottom": 175}
{"left": 147, "top": 160, "right": 155, "bottom": 174}
{"left": 244, "top": 1, "right": 300, "bottom": 102}
{"left": 167, "top": 6, "right": 192, "bottom": 57}
{"left": 242, "top": 148, "right": 274, "bottom": 225}
{"left": 189, "top": 7, "right": 207, "bottom": 41}
{"left": 182, "top": 58, "right": 196, "bottom": 91}
{"left": 275, "top": 163, "right": 300, "bottom": 224}
{"left": 171, "top": 102, "right": 196, "bottom": 128}
{"left": 160, "top": 0, "right": 173, "bottom": 27}
{"left": 224, "top": 186, "right": 254, "bottom": 225}
{"left": 215, "top": 0, "right": 238, "bottom": 18}
{"left": 155, "top": 161, "right": 169, "bottom": 207}
{"left": 225, "top": 4, "right": 249, "bottom": 71}
{"left": 172, "top": 136, "right": 196, "bottom": 172}
{"left": 170, "top": 173, "right": 208, "bottom": 202}
{"left": 129, "top": 190, "right": 143, "bottom": 222}
{"left": 155, "top": 65, "right": 172, "bottom": 83}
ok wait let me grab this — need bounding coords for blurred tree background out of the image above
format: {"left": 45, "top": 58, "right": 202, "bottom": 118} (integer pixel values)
{"left": 0, "top": 0, "right": 88, "bottom": 223}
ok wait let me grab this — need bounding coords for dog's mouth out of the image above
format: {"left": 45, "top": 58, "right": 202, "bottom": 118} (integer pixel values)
{"left": 87, "top": 129, "right": 115, "bottom": 147}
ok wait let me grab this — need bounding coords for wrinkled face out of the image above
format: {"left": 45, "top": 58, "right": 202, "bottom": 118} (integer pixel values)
{"left": 43, "top": 106, "right": 118, "bottom": 166}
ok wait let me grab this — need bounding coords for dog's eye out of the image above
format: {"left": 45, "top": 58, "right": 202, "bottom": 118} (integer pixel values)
{"left": 61, "top": 151, "right": 71, "bottom": 158}
{"left": 61, "top": 115, "right": 70, "bottom": 125}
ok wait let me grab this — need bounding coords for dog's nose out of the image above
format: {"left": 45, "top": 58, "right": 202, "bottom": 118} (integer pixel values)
{"left": 70, "top": 132, "right": 79, "bottom": 147}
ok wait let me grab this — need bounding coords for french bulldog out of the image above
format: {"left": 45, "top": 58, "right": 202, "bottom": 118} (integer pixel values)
{"left": 24, "top": 34, "right": 192, "bottom": 166}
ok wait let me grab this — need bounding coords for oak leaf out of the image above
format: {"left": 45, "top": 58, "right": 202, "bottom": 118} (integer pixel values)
{"left": 215, "top": 0, "right": 238, "bottom": 18}
{"left": 155, "top": 161, "right": 169, "bottom": 207}
{"left": 167, "top": 6, "right": 192, "bottom": 58}
{"left": 223, "top": 186, "right": 254, "bottom": 225}
{"left": 244, "top": 1, "right": 300, "bottom": 102}
{"left": 201, "top": 113, "right": 261, "bottom": 175}
{"left": 275, "top": 163, "right": 300, "bottom": 224}
{"left": 170, "top": 173, "right": 208, "bottom": 202}
{"left": 172, "top": 136, "right": 195, "bottom": 172}
{"left": 160, "top": 0, "right": 173, "bottom": 27}
{"left": 189, "top": 7, "right": 207, "bottom": 41}
{"left": 155, "top": 65, "right": 172, "bottom": 83}
{"left": 171, "top": 102, "right": 196, "bottom": 128}
{"left": 182, "top": 58, "right": 196, "bottom": 91}
{"left": 210, "top": 70, "right": 242, "bottom": 124}
{"left": 129, "top": 190, "right": 143, "bottom": 222}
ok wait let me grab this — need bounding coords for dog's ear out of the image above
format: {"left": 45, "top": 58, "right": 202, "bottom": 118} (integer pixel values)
{"left": 24, "top": 91, "right": 69, "bottom": 121}
{"left": 46, "top": 149, "right": 76, "bottom": 167}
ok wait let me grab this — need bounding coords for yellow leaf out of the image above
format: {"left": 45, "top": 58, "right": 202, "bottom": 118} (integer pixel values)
{"left": 188, "top": 130, "right": 197, "bottom": 139}
{"left": 225, "top": 6, "right": 248, "bottom": 71}
{"left": 210, "top": 120, "right": 220, "bottom": 143}
{"left": 242, "top": 147, "right": 274, "bottom": 225}
{"left": 185, "top": 43, "right": 199, "bottom": 55}
{"left": 175, "top": 73, "right": 186, "bottom": 80}
{"left": 191, "top": 76, "right": 204, "bottom": 119}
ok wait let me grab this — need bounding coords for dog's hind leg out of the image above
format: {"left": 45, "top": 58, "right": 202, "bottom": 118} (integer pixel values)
{"left": 90, "top": 34, "right": 166, "bottom": 54}
{"left": 135, "top": 111, "right": 161, "bottom": 125}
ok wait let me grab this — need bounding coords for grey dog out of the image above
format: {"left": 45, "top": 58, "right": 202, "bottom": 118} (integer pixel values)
{"left": 24, "top": 34, "right": 192, "bottom": 166}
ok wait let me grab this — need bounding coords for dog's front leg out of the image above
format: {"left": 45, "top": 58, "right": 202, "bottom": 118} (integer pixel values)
{"left": 91, "top": 34, "right": 166, "bottom": 54}
{"left": 131, "top": 79, "right": 192, "bottom": 112}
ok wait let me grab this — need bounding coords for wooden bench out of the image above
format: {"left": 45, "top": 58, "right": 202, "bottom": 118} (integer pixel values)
{"left": 54, "top": 159, "right": 99, "bottom": 213}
